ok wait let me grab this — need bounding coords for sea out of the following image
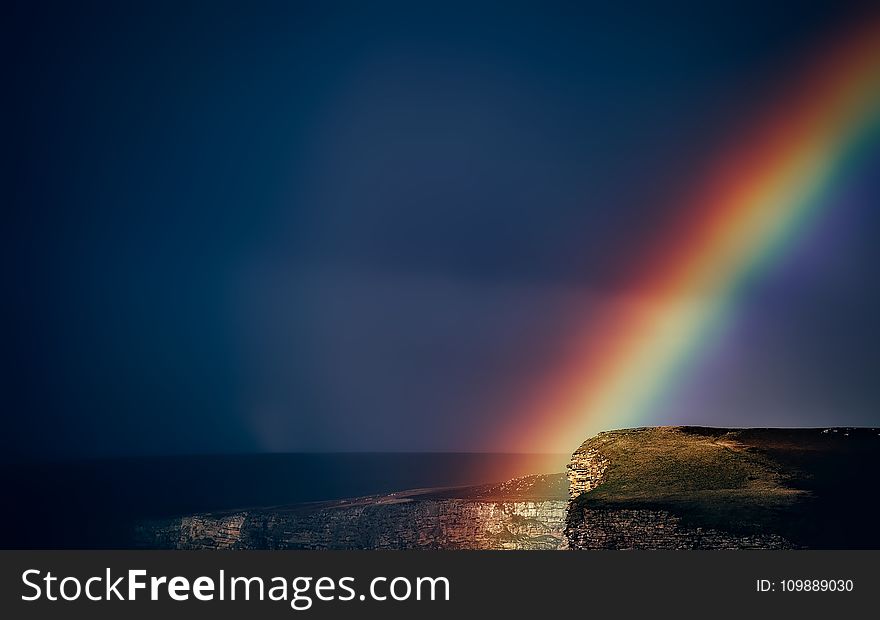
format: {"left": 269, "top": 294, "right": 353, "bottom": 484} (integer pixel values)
{"left": 0, "top": 453, "right": 567, "bottom": 548}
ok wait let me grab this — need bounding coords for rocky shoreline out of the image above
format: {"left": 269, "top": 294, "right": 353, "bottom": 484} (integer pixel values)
{"left": 134, "top": 426, "right": 880, "bottom": 550}
{"left": 135, "top": 474, "right": 569, "bottom": 550}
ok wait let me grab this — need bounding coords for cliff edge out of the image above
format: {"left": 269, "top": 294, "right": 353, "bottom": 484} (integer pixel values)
{"left": 136, "top": 473, "right": 570, "bottom": 550}
{"left": 565, "top": 426, "right": 880, "bottom": 549}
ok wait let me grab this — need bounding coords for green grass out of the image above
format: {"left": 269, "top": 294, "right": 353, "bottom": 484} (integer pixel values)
{"left": 570, "top": 427, "right": 807, "bottom": 535}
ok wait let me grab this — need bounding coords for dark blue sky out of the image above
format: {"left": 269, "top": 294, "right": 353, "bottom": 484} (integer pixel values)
{"left": 6, "top": 1, "right": 879, "bottom": 458}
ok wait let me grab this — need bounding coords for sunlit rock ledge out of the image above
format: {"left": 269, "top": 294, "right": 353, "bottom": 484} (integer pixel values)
{"left": 565, "top": 426, "right": 880, "bottom": 550}
{"left": 135, "top": 473, "right": 570, "bottom": 550}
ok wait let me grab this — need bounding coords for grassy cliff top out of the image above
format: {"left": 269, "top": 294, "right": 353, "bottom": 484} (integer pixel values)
{"left": 569, "top": 426, "right": 880, "bottom": 546}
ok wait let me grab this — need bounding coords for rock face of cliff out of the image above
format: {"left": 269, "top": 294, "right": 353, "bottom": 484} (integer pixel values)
{"left": 133, "top": 427, "right": 880, "bottom": 550}
{"left": 565, "top": 426, "right": 880, "bottom": 550}
{"left": 135, "top": 473, "right": 568, "bottom": 550}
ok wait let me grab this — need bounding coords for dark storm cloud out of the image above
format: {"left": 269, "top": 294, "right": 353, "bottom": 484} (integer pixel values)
{"left": 5, "top": 1, "right": 878, "bottom": 457}
{"left": 235, "top": 264, "right": 604, "bottom": 451}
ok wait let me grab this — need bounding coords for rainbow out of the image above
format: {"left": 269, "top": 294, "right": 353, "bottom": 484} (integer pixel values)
{"left": 505, "top": 19, "right": 880, "bottom": 454}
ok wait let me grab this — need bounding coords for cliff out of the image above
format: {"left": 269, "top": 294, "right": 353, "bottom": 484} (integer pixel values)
{"left": 132, "top": 426, "right": 880, "bottom": 550}
{"left": 566, "top": 426, "right": 880, "bottom": 549}
{"left": 135, "top": 473, "right": 569, "bottom": 550}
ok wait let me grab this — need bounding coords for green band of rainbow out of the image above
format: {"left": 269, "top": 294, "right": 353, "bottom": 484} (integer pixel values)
{"left": 506, "top": 19, "right": 880, "bottom": 452}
